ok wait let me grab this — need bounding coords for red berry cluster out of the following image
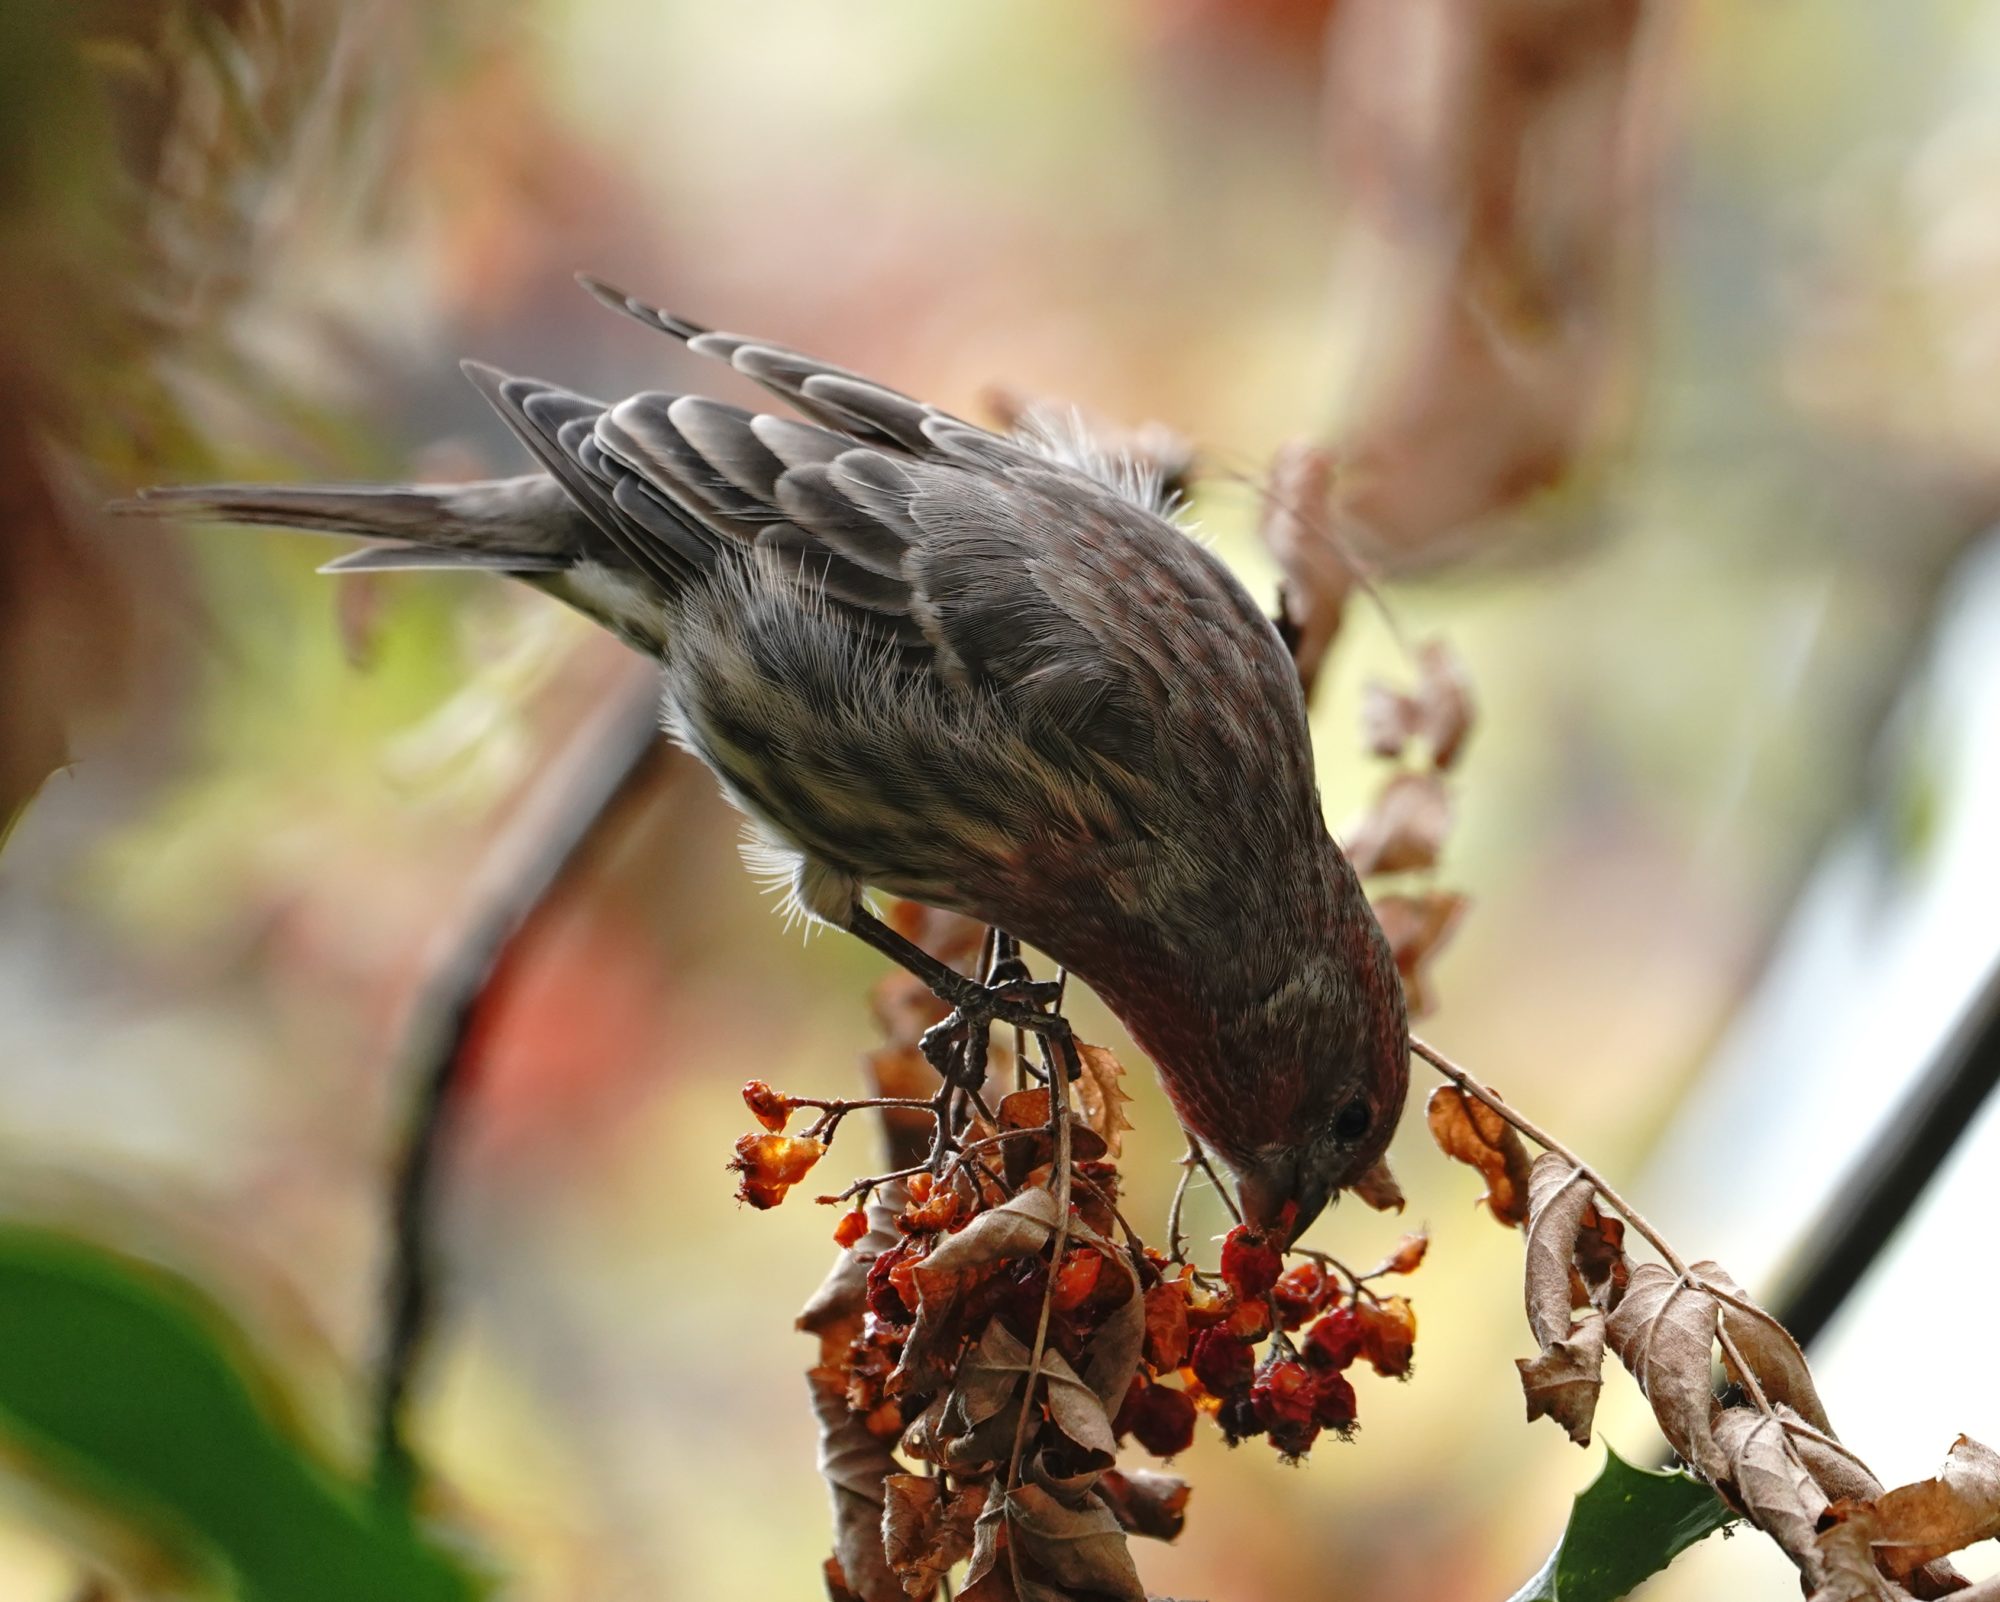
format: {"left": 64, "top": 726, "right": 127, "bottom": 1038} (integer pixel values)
{"left": 1112, "top": 1227, "right": 1421, "bottom": 1463}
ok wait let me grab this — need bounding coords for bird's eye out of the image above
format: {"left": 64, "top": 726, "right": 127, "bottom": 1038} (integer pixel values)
{"left": 1334, "top": 1099, "right": 1372, "bottom": 1142}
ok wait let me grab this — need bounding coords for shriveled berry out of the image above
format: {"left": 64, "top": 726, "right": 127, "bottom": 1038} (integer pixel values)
{"left": 1312, "top": 1370, "right": 1358, "bottom": 1433}
{"left": 1190, "top": 1329, "right": 1255, "bottom": 1397}
{"left": 741, "top": 1079, "right": 795, "bottom": 1132}
{"left": 902, "top": 1183, "right": 962, "bottom": 1234}
{"left": 1216, "top": 1390, "right": 1264, "bottom": 1445}
{"left": 1384, "top": 1231, "right": 1429, "bottom": 1275}
{"left": 866, "top": 1243, "right": 915, "bottom": 1324}
{"left": 833, "top": 1207, "right": 869, "bottom": 1249}
{"left": 1223, "top": 1295, "right": 1271, "bottom": 1343}
{"left": 1272, "top": 1262, "right": 1330, "bottom": 1329}
{"left": 1116, "top": 1379, "right": 1197, "bottom": 1459}
{"left": 1359, "top": 1295, "right": 1417, "bottom": 1378}
{"left": 729, "top": 1133, "right": 825, "bottom": 1208}
{"left": 1251, "top": 1358, "right": 1315, "bottom": 1432}
{"left": 1304, "top": 1306, "right": 1364, "bottom": 1371}
{"left": 1050, "top": 1248, "right": 1102, "bottom": 1312}
{"left": 1219, "top": 1225, "right": 1284, "bottom": 1300}
{"left": 1142, "top": 1279, "right": 1193, "bottom": 1371}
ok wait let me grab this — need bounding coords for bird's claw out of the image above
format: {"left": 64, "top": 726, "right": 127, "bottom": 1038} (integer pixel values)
{"left": 918, "top": 976, "right": 1064, "bottom": 1083}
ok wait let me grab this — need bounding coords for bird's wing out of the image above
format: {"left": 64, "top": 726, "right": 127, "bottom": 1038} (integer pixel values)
{"left": 577, "top": 276, "right": 1032, "bottom": 473}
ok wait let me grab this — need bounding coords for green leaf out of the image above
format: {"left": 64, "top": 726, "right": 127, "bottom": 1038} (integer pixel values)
{"left": 0, "top": 1226, "right": 484, "bottom": 1602}
{"left": 1510, "top": 1446, "right": 1739, "bottom": 1602}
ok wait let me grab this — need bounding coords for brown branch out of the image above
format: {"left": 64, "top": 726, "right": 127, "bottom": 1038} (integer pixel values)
{"left": 371, "top": 671, "right": 666, "bottom": 1508}
{"left": 1411, "top": 1035, "right": 1684, "bottom": 1274}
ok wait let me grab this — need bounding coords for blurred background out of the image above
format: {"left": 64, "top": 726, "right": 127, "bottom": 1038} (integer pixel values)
{"left": 3, "top": 1, "right": 1998, "bottom": 1598}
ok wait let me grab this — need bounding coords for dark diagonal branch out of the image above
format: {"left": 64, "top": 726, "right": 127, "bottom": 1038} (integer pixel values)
{"left": 1770, "top": 955, "right": 2000, "bottom": 1349}
{"left": 372, "top": 669, "right": 667, "bottom": 1509}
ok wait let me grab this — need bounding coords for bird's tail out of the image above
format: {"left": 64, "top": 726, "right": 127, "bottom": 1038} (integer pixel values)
{"left": 107, "top": 473, "right": 584, "bottom": 574}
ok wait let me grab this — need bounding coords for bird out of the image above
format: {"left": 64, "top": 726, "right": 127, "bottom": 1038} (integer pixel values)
{"left": 118, "top": 277, "right": 1411, "bottom": 1239}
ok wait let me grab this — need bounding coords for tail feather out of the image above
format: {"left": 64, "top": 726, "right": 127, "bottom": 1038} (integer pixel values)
{"left": 110, "top": 473, "right": 590, "bottom": 572}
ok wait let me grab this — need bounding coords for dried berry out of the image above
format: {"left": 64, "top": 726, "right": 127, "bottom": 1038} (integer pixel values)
{"left": 741, "top": 1079, "right": 795, "bottom": 1132}
{"left": 1142, "top": 1279, "right": 1193, "bottom": 1371}
{"left": 1223, "top": 1295, "right": 1272, "bottom": 1343}
{"left": 1115, "top": 1378, "right": 1198, "bottom": 1459}
{"left": 1312, "top": 1370, "right": 1358, "bottom": 1433}
{"left": 1359, "top": 1295, "right": 1417, "bottom": 1378}
{"left": 1272, "top": 1262, "right": 1330, "bottom": 1329}
{"left": 1252, "top": 1357, "right": 1320, "bottom": 1458}
{"left": 1219, "top": 1225, "right": 1284, "bottom": 1300}
{"left": 867, "top": 1243, "right": 915, "bottom": 1324}
{"left": 1304, "top": 1306, "right": 1364, "bottom": 1372}
{"left": 1050, "top": 1248, "right": 1102, "bottom": 1312}
{"left": 1383, "top": 1232, "right": 1429, "bottom": 1275}
{"left": 1216, "top": 1390, "right": 1264, "bottom": 1445}
{"left": 1190, "top": 1329, "right": 1255, "bottom": 1398}
{"left": 729, "top": 1133, "right": 825, "bottom": 1208}
{"left": 832, "top": 1207, "right": 869, "bottom": 1249}
{"left": 902, "top": 1182, "right": 962, "bottom": 1234}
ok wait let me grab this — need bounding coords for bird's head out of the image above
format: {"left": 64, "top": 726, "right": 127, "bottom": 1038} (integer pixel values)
{"left": 1129, "top": 894, "right": 1410, "bottom": 1246}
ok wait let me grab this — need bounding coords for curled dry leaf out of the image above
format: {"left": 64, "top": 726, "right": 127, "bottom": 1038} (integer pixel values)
{"left": 1692, "top": 1261, "right": 1835, "bottom": 1438}
{"left": 1344, "top": 770, "right": 1453, "bottom": 878}
{"left": 1096, "top": 1467, "right": 1190, "bottom": 1543}
{"left": 1603, "top": 1262, "right": 1726, "bottom": 1484}
{"left": 1415, "top": 638, "right": 1476, "bottom": 770}
{"left": 1829, "top": 1436, "right": 2000, "bottom": 1582}
{"left": 895, "top": 1188, "right": 1062, "bottom": 1395}
{"left": 1258, "top": 441, "right": 1351, "bottom": 696}
{"left": 962, "top": 1480, "right": 1148, "bottom": 1602}
{"left": 1517, "top": 1311, "right": 1607, "bottom": 1446}
{"left": 1515, "top": 1156, "right": 1614, "bottom": 1446}
{"left": 1073, "top": 1044, "right": 1135, "bottom": 1158}
{"left": 882, "top": 1473, "right": 986, "bottom": 1600}
{"left": 1712, "top": 1407, "right": 1829, "bottom": 1575}
{"left": 1811, "top": 1519, "right": 1916, "bottom": 1602}
{"left": 1359, "top": 640, "right": 1475, "bottom": 771}
{"left": 1425, "top": 1085, "right": 1534, "bottom": 1227}
{"left": 799, "top": 1184, "right": 912, "bottom": 1602}
{"left": 1349, "top": 1155, "right": 1406, "bottom": 1213}
{"left": 1369, "top": 889, "right": 1467, "bottom": 1020}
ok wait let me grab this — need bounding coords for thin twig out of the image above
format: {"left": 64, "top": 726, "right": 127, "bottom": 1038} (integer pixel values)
{"left": 371, "top": 673, "right": 665, "bottom": 1508}
{"left": 1003, "top": 1023, "right": 1077, "bottom": 1597}
{"left": 1411, "top": 1035, "right": 1685, "bottom": 1274}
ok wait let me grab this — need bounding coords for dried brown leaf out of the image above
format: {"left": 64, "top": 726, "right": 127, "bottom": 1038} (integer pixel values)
{"left": 1843, "top": 1436, "right": 2000, "bottom": 1581}
{"left": 1259, "top": 441, "right": 1351, "bottom": 695}
{"left": 1349, "top": 1155, "right": 1406, "bottom": 1213}
{"left": 1693, "top": 1261, "right": 1835, "bottom": 1438}
{"left": 883, "top": 1474, "right": 986, "bottom": 1599}
{"left": 1713, "top": 1406, "right": 1829, "bottom": 1573}
{"left": 1077, "top": 1245, "right": 1146, "bottom": 1418}
{"left": 1414, "top": 638, "right": 1476, "bottom": 770}
{"left": 1425, "top": 1085, "right": 1533, "bottom": 1227}
{"left": 1370, "top": 889, "right": 1468, "bottom": 1018}
{"left": 1074, "top": 1044, "right": 1135, "bottom": 1158}
{"left": 1345, "top": 770, "right": 1452, "bottom": 877}
{"left": 1521, "top": 1156, "right": 1599, "bottom": 1349}
{"left": 1515, "top": 1155, "right": 1608, "bottom": 1443}
{"left": 1361, "top": 681, "right": 1421, "bottom": 760}
{"left": 1516, "top": 1309, "right": 1606, "bottom": 1446}
{"left": 1603, "top": 1261, "right": 1725, "bottom": 1482}
{"left": 896, "top": 1189, "right": 1063, "bottom": 1396}
{"left": 1810, "top": 1518, "right": 1914, "bottom": 1602}
{"left": 1096, "top": 1468, "right": 1190, "bottom": 1543}
{"left": 996, "top": 1472, "right": 1152, "bottom": 1600}
{"left": 1573, "top": 1201, "right": 1630, "bottom": 1313}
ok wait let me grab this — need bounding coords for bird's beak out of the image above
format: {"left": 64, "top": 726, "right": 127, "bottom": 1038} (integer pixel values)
{"left": 1234, "top": 1154, "right": 1333, "bottom": 1244}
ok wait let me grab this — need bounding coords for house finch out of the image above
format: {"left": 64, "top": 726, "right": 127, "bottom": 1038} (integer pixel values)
{"left": 121, "top": 279, "right": 1410, "bottom": 1238}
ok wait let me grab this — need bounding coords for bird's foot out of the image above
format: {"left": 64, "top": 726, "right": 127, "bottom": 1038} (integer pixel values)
{"left": 917, "top": 973, "right": 1066, "bottom": 1083}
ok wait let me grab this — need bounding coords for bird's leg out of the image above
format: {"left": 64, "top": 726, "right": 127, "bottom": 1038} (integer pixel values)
{"left": 842, "top": 906, "right": 1065, "bottom": 1089}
